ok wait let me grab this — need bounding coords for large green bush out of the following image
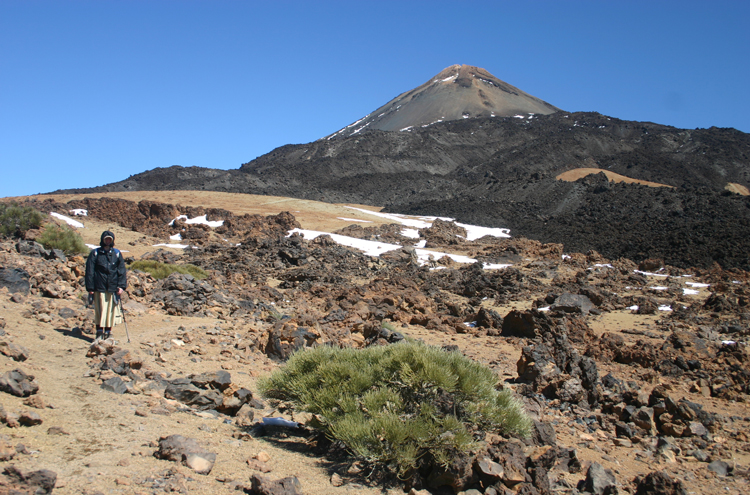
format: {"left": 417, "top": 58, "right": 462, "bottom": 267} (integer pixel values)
{"left": 258, "top": 341, "right": 531, "bottom": 478}
{"left": 129, "top": 259, "right": 208, "bottom": 280}
{"left": 38, "top": 223, "right": 88, "bottom": 255}
{"left": 0, "top": 202, "right": 44, "bottom": 237}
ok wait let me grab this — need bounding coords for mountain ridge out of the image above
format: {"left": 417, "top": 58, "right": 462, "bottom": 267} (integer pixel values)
{"left": 49, "top": 65, "right": 750, "bottom": 269}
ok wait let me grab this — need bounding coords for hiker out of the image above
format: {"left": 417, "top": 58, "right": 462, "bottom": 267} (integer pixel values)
{"left": 85, "top": 230, "right": 127, "bottom": 341}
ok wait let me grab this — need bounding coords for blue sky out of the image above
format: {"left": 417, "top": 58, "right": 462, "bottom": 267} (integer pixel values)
{"left": 2, "top": 0, "right": 748, "bottom": 198}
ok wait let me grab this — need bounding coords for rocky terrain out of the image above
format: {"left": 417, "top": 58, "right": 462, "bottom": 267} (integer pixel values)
{"left": 55, "top": 109, "right": 750, "bottom": 270}
{"left": 0, "top": 193, "right": 748, "bottom": 494}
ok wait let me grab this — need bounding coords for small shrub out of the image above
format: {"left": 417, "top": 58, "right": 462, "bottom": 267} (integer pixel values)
{"left": 381, "top": 321, "right": 398, "bottom": 332}
{"left": 38, "top": 223, "right": 88, "bottom": 255}
{"left": 0, "top": 202, "right": 44, "bottom": 237}
{"left": 258, "top": 341, "right": 531, "bottom": 479}
{"left": 129, "top": 259, "right": 208, "bottom": 280}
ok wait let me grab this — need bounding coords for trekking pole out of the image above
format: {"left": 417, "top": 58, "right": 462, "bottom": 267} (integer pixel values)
{"left": 116, "top": 293, "right": 131, "bottom": 343}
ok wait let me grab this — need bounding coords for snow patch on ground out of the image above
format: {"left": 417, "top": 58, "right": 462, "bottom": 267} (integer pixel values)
{"left": 154, "top": 243, "right": 190, "bottom": 249}
{"left": 344, "top": 207, "right": 510, "bottom": 240}
{"left": 288, "top": 228, "right": 511, "bottom": 270}
{"left": 337, "top": 217, "right": 373, "bottom": 223}
{"left": 169, "top": 214, "right": 224, "bottom": 228}
{"left": 50, "top": 212, "right": 84, "bottom": 228}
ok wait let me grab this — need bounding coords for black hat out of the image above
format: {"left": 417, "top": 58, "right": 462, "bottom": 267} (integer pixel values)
{"left": 100, "top": 231, "right": 115, "bottom": 247}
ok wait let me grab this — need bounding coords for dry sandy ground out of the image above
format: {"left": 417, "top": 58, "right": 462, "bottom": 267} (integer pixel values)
{"left": 11, "top": 191, "right": 393, "bottom": 230}
{"left": 1, "top": 191, "right": 748, "bottom": 494}
{"left": 555, "top": 168, "right": 674, "bottom": 188}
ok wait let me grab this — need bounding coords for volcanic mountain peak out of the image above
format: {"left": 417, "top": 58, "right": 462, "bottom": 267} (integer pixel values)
{"left": 327, "top": 64, "right": 561, "bottom": 139}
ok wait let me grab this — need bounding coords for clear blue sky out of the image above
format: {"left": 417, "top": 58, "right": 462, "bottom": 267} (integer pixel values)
{"left": 2, "top": 0, "right": 748, "bottom": 198}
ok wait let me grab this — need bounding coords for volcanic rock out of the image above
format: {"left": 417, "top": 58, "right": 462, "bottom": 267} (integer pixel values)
{"left": 0, "top": 369, "right": 39, "bottom": 397}
{"left": 154, "top": 434, "right": 216, "bottom": 475}
{"left": 0, "top": 466, "right": 56, "bottom": 495}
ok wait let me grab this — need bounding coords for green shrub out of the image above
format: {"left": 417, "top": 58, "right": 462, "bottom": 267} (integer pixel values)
{"left": 258, "top": 341, "right": 531, "bottom": 478}
{"left": 129, "top": 259, "right": 208, "bottom": 280}
{"left": 38, "top": 223, "right": 88, "bottom": 255}
{"left": 0, "top": 202, "right": 44, "bottom": 237}
{"left": 381, "top": 321, "right": 398, "bottom": 332}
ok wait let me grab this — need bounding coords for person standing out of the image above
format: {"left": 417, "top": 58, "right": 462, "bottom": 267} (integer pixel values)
{"left": 85, "top": 230, "right": 127, "bottom": 341}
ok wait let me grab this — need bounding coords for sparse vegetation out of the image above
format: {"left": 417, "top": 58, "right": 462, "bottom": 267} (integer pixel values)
{"left": 0, "top": 202, "right": 44, "bottom": 237}
{"left": 129, "top": 259, "right": 208, "bottom": 280}
{"left": 381, "top": 321, "right": 398, "bottom": 332}
{"left": 38, "top": 223, "right": 88, "bottom": 255}
{"left": 258, "top": 341, "right": 531, "bottom": 478}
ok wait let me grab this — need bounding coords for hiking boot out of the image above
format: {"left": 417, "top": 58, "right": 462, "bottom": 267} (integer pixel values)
{"left": 103, "top": 331, "right": 111, "bottom": 340}
{"left": 94, "top": 331, "right": 103, "bottom": 342}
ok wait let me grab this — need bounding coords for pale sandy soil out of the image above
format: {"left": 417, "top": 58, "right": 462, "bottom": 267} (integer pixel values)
{"left": 556, "top": 168, "right": 674, "bottom": 188}
{"left": 725, "top": 183, "right": 750, "bottom": 196}
{"left": 9, "top": 191, "right": 392, "bottom": 233}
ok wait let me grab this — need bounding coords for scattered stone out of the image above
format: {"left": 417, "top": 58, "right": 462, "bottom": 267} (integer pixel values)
{"left": 190, "top": 370, "right": 231, "bottom": 390}
{"left": 580, "top": 462, "right": 617, "bottom": 495}
{"left": 18, "top": 411, "right": 43, "bottom": 426}
{"left": 22, "top": 395, "right": 45, "bottom": 409}
{"left": 476, "top": 457, "right": 504, "bottom": 484}
{"left": 47, "top": 426, "right": 70, "bottom": 436}
{"left": 690, "top": 450, "right": 709, "bottom": 462}
{"left": 101, "top": 376, "right": 134, "bottom": 395}
{"left": 0, "top": 267, "right": 31, "bottom": 294}
{"left": 0, "top": 369, "right": 39, "bottom": 397}
{"left": 185, "top": 453, "right": 215, "bottom": 475}
{"left": 634, "top": 470, "right": 688, "bottom": 495}
{"left": 0, "top": 466, "right": 56, "bottom": 495}
{"left": 0, "top": 341, "right": 30, "bottom": 361}
{"left": 1, "top": 410, "right": 20, "bottom": 428}
{"left": 613, "top": 438, "right": 632, "bottom": 448}
{"left": 154, "top": 434, "right": 216, "bottom": 475}
{"left": 330, "top": 472, "right": 344, "bottom": 487}
{"left": 0, "top": 440, "right": 16, "bottom": 462}
{"left": 249, "top": 474, "right": 304, "bottom": 495}
{"left": 247, "top": 459, "right": 272, "bottom": 473}
{"left": 707, "top": 460, "right": 731, "bottom": 477}
{"left": 552, "top": 293, "right": 595, "bottom": 315}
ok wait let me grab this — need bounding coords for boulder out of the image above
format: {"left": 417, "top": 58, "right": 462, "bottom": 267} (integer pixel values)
{"left": 707, "top": 460, "right": 731, "bottom": 477}
{"left": 551, "top": 293, "right": 595, "bottom": 315}
{"left": 0, "top": 342, "right": 30, "bottom": 362}
{"left": 502, "top": 310, "right": 538, "bottom": 338}
{"left": 0, "top": 268, "right": 30, "bottom": 294}
{"left": 190, "top": 370, "right": 231, "bottom": 391}
{"left": 15, "top": 241, "right": 49, "bottom": 258}
{"left": 101, "top": 376, "right": 134, "bottom": 395}
{"left": 249, "top": 474, "right": 304, "bottom": 495}
{"left": 634, "top": 471, "right": 687, "bottom": 495}
{"left": 0, "top": 466, "right": 56, "bottom": 495}
{"left": 580, "top": 462, "right": 617, "bottom": 494}
{"left": 154, "top": 434, "right": 216, "bottom": 475}
{"left": 0, "top": 369, "right": 39, "bottom": 397}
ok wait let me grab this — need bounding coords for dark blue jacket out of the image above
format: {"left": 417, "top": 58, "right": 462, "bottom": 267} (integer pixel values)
{"left": 85, "top": 231, "right": 127, "bottom": 293}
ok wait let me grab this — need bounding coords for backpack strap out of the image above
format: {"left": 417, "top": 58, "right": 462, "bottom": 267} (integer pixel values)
{"left": 92, "top": 247, "right": 120, "bottom": 257}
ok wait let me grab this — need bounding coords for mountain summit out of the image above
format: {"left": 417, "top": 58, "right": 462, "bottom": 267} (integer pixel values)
{"left": 327, "top": 64, "right": 561, "bottom": 138}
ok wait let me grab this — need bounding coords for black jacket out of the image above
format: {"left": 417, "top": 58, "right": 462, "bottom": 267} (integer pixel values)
{"left": 85, "top": 231, "right": 127, "bottom": 293}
